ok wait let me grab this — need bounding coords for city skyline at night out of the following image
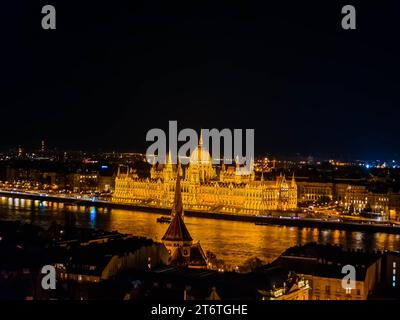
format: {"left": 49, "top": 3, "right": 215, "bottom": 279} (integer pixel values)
{"left": 2, "top": 0, "right": 400, "bottom": 309}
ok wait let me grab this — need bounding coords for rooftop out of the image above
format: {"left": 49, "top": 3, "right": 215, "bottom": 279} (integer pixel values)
{"left": 271, "top": 242, "right": 382, "bottom": 281}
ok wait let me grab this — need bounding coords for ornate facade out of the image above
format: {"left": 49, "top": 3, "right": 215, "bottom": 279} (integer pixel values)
{"left": 112, "top": 140, "right": 297, "bottom": 214}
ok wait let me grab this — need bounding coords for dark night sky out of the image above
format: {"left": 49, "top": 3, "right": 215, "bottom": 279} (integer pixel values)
{"left": 1, "top": 1, "right": 400, "bottom": 159}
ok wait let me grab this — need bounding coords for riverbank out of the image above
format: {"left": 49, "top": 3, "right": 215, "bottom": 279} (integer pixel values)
{"left": 1, "top": 190, "right": 400, "bottom": 234}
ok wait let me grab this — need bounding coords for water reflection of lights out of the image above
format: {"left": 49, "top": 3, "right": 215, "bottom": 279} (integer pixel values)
{"left": 354, "top": 233, "right": 363, "bottom": 241}
{"left": 321, "top": 230, "right": 330, "bottom": 242}
{"left": 333, "top": 230, "right": 340, "bottom": 243}
{"left": 90, "top": 207, "right": 97, "bottom": 227}
{"left": 1, "top": 199, "right": 400, "bottom": 266}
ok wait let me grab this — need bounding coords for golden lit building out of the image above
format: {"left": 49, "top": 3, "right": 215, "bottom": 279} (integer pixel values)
{"left": 297, "top": 182, "right": 334, "bottom": 203}
{"left": 389, "top": 194, "right": 400, "bottom": 221}
{"left": 342, "top": 185, "right": 369, "bottom": 213}
{"left": 112, "top": 139, "right": 297, "bottom": 214}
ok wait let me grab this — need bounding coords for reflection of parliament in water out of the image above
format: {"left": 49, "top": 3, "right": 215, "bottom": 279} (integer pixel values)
{"left": 112, "top": 136, "right": 297, "bottom": 214}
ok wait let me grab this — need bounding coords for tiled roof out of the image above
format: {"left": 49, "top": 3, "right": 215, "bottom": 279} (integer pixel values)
{"left": 162, "top": 172, "right": 193, "bottom": 242}
{"left": 161, "top": 210, "right": 193, "bottom": 242}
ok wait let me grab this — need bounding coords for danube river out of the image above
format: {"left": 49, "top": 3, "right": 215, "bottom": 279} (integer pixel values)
{"left": 1, "top": 196, "right": 400, "bottom": 267}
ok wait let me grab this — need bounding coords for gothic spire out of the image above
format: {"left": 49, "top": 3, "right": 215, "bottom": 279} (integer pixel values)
{"left": 162, "top": 170, "right": 193, "bottom": 242}
{"left": 199, "top": 129, "right": 203, "bottom": 146}
{"left": 167, "top": 149, "right": 172, "bottom": 164}
{"left": 172, "top": 168, "right": 183, "bottom": 217}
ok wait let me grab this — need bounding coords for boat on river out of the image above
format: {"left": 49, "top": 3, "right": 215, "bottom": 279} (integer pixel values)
{"left": 156, "top": 216, "right": 171, "bottom": 224}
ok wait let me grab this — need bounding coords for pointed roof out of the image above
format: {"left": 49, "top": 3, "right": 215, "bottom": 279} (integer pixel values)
{"left": 166, "top": 149, "right": 172, "bottom": 164}
{"left": 171, "top": 168, "right": 184, "bottom": 216}
{"left": 207, "top": 287, "right": 221, "bottom": 300}
{"left": 161, "top": 213, "right": 192, "bottom": 242}
{"left": 162, "top": 172, "right": 193, "bottom": 242}
{"left": 199, "top": 129, "right": 203, "bottom": 146}
{"left": 291, "top": 172, "right": 296, "bottom": 186}
{"left": 189, "top": 242, "right": 208, "bottom": 267}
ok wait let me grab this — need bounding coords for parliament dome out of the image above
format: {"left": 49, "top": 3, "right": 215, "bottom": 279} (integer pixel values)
{"left": 189, "top": 143, "right": 212, "bottom": 165}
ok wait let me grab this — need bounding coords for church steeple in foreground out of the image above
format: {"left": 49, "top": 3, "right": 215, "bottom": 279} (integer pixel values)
{"left": 162, "top": 172, "right": 193, "bottom": 258}
{"left": 161, "top": 169, "right": 208, "bottom": 268}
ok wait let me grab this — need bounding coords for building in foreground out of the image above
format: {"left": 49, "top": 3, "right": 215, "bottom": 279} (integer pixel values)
{"left": 377, "top": 251, "right": 400, "bottom": 298}
{"left": 55, "top": 237, "right": 169, "bottom": 284}
{"left": 113, "top": 136, "right": 297, "bottom": 214}
{"left": 270, "top": 243, "right": 382, "bottom": 300}
{"left": 122, "top": 266, "right": 309, "bottom": 300}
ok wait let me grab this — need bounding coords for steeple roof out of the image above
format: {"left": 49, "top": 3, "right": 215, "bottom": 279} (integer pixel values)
{"left": 162, "top": 172, "right": 193, "bottom": 242}
{"left": 171, "top": 168, "right": 183, "bottom": 216}
{"left": 199, "top": 129, "right": 203, "bottom": 146}
{"left": 161, "top": 212, "right": 192, "bottom": 242}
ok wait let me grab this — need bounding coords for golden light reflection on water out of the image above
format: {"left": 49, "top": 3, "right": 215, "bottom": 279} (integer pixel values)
{"left": 1, "top": 197, "right": 400, "bottom": 266}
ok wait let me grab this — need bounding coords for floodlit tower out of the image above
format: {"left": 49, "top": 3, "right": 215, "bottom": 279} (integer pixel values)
{"left": 162, "top": 171, "right": 193, "bottom": 258}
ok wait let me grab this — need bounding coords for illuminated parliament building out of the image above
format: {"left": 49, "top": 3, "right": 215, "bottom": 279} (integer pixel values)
{"left": 112, "top": 137, "right": 297, "bottom": 214}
